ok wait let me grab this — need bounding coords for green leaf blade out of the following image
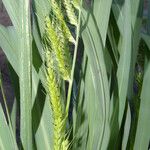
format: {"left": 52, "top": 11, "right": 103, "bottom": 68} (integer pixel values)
{"left": 19, "top": 0, "right": 32, "bottom": 149}
{"left": 134, "top": 61, "right": 150, "bottom": 150}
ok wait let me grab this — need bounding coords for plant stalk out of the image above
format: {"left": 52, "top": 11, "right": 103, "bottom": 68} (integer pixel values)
{"left": 65, "top": 5, "right": 82, "bottom": 116}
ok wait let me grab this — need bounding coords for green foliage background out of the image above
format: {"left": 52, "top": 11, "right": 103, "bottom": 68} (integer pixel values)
{"left": 0, "top": 0, "right": 150, "bottom": 149}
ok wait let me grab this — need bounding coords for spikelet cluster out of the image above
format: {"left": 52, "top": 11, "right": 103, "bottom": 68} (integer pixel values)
{"left": 43, "top": 43, "right": 66, "bottom": 150}
{"left": 45, "top": 17, "right": 71, "bottom": 80}
{"left": 42, "top": 0, "right": 80, "bottom": 149}
{"left": 71, "top": 0, "right": 80, "bottom": 9}
{"left": 63, "top": 0, "right": 77, "bottom": 26}
{"left": 61, "top": 139, "right": 70, "bottom": 150}
{"left": 50, "top": 0, "right": 75, "bottom": 43}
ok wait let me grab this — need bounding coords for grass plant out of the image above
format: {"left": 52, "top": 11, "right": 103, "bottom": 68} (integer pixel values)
{"left": 0, "top": 0, "right": 150, "bottom": 149}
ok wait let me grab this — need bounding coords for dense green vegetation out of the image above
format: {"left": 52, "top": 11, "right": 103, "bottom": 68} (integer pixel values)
{"left": 0, "top": 0, "right": 150, "bottom": 149}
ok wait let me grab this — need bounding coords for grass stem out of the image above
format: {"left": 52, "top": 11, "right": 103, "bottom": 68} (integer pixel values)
{"left": 65, "top": 5, "right": 82, "bottom": 116}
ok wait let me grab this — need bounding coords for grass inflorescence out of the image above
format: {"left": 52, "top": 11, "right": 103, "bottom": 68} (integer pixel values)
{"left": 63, "top": 0, "right": 78, "bottom": 26}
{"left": 50, "top": 0, "right": 75, "bottom": 43}
{"left": 45, "top": 16, "right": 72, "bottom": 81}
{"left": 42, "top": 0, "right": 81, "bottom": 149}
{"left": 43, "top": 40, "right": 67, "bottom": 150}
